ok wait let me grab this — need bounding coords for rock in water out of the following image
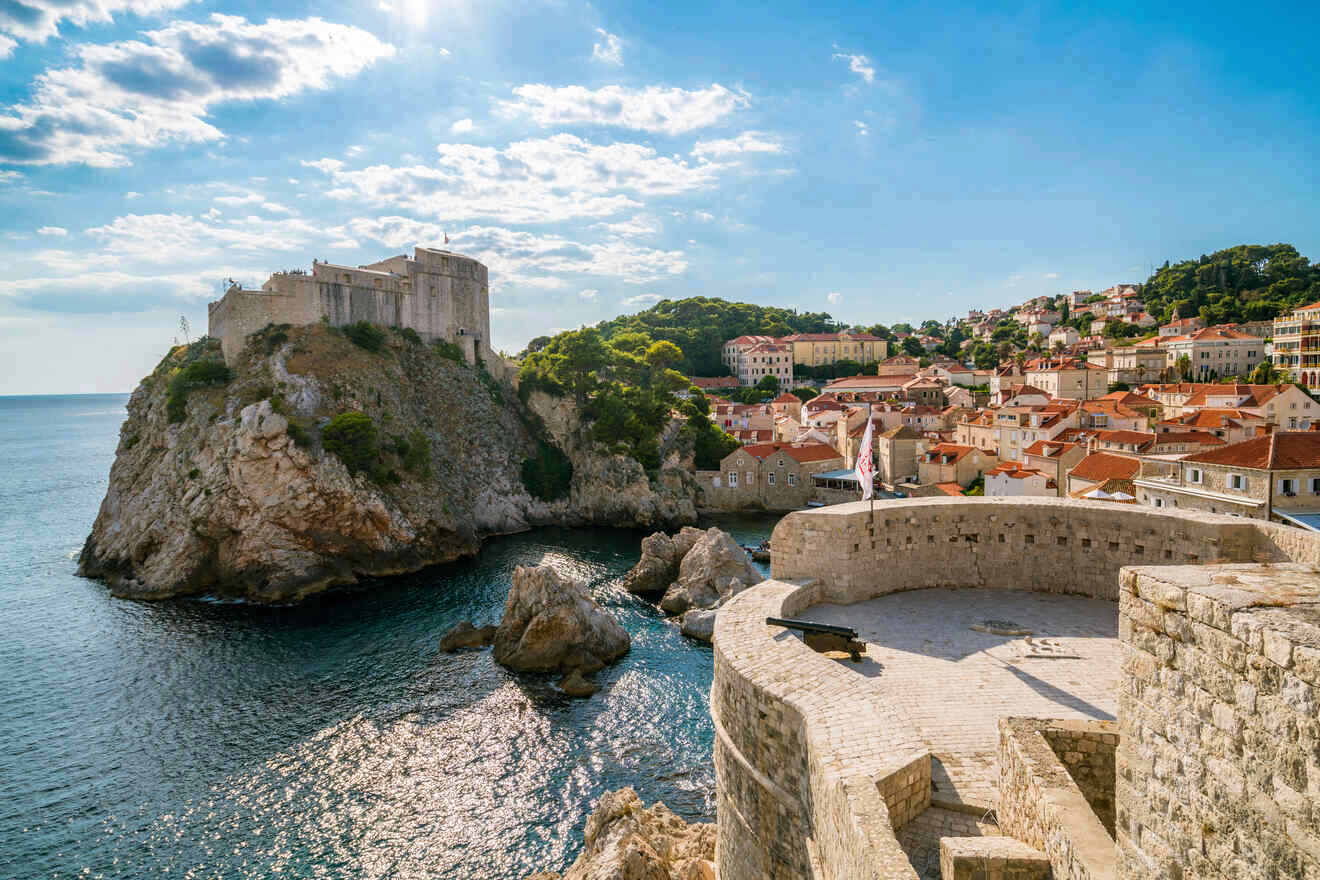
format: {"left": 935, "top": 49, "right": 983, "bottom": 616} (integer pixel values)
{"left": 679, "top": 609, "right": 717, "bottom": 643}
{"left": 620, "top": 527, "right": 705, "bottom": 596}
{"left": 494, "top": 564, "right": 630, "bottom": 677}
{"left": 658, "top": 528, "right": 763, "bottom": 616}
{"left": 521, "top": 787, "right": 715, "bottom": 880}
{"left": 438, "top": 621, "right": 496, "bottom": 652}
{"left": 558, "top": 670, "right": 601, "bottom": 698}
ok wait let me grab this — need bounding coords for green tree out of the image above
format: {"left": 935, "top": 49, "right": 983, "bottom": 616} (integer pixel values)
{"left": 756, "top": 374, "right": 781, "bottom": 394}
{"left": 555, "top": 328, "right": 610, "bottom": 406}
{"left": 789, "top": 386, "right": 817, "bottom": 403}
{"left": 1176, "top": 354, "right": 1192, "bottom": 381}
{"left": 322, "top": 412, "right": 380, "bottom": 476}
{"left": 901, "top": 336, "right": 924, "bottom": 357}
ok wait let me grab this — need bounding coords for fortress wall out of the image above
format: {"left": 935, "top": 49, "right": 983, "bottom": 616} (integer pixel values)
{"left": 208, "top": 249, "right": 492, "bottom": 366}
{"left": 1116, "top": 563, "right": 1320, "bottom": 880}
{"left": 714, "top": 498, "right": 1320, "bottom": 880}
{"left": 769, "top": 499, "right": 1268, "bottom": 605}
{"left": 208, "top": 289, "right": 321, "bottom": 364}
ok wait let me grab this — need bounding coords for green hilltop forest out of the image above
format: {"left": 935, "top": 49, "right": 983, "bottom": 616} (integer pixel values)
{"left": 1139, "top": 243, "right": 1320, "bottom": 326}
{"left": 523, "top": 297, "right": 838, "bottom": 378}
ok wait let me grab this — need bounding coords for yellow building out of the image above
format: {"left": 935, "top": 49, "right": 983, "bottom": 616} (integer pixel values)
{"left": 777, "top": 332, "right": 888, "bottom": 367}
{"left": 1273, "top": 300, "right": 1320, "bottom": 390}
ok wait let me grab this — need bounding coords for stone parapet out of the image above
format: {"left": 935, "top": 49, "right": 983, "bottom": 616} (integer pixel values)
{"left": 713, "top": 498, "right": 1320, "bottom": 880}
{"left": 1116, "top": 562, "right": 1320, "bottom": 880}
{"left": 998, "top": 717, "right": 1118, "bottom": 880}
{"left": 939, "top": 836, "right": 1051, "bottom": 880}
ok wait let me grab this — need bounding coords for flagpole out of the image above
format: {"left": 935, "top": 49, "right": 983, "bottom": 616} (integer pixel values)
{"left": 867, "top": 401, "right": 874, "bottom": 527}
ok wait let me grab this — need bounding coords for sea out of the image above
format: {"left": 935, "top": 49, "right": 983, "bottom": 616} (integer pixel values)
{"left": 0, "top": 393, "right": 778, "bottom": 880}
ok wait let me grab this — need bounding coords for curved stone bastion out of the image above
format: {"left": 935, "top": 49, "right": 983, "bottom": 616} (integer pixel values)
{"left": 711, "top": 498, "right": 1320, "bottom": 880}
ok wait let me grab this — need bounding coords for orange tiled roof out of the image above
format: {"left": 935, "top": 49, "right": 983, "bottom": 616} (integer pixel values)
{"left": 1069, "top": 452, "right": 1141, "bottom": 483}
{"left": 1024, "top": 439, "right": 1080, "bottom": 458}
{"left": 742, "top": 442, "right": 843, "bottom": 464}
{"left": 933, "top": 482, "right": 965, "bottom": 496}
{"left": 1180, "top": 432, "right": 1320, "bottom": 470}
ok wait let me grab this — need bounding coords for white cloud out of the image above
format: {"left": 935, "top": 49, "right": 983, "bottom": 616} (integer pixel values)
{"left": 306, "top": 134, "right": 730, "bottom": 225}
{"left": 449, "top": 118, "right": 474, "bottom": 134}
{"left": 346, "top": 144, "right": 366, "bottom": 157}
{"left": 0, "top": 14, "right": 395, "bottom": 167}
{"left": 0, "top": 0, "right": 191, "bottom": 44}
{"left": 827, "top": 291, "right": 842, "bottom": 304}
{"left": 1045, "top": 272, "right": 1059, "bottom": 279}
{"left": 37, "top": 226, "right": 67, "bottom": 236}
{"left": 0, "top": 170, "right": 21, "bottom": 183}
{"left": 579, "top": 288, "right": 598, "bottom": 300}
{"left": 693, "top": 211, "right": 714, "bottom": 222}
{"left": 833, "top": 50, "right": 876, "bottom": 84}
{"left": 591, "top": 214, "right": 660, "bottom": 238}
{"left": 853, "top": 120, "right": 869, "bottom": 136}
{"left": 0, "top": 34, "right": 15, "bottom": 58}
{"left": 339, "top": 216, "right": 687, "bottom": 288}
{"left": 592, "top": 28, "right": 622, "bottom": 65}
{"left": 497, "top": 84, "right": 749, "bottom": 135}
{"left": 623, "top": 293, "right": 662, "bottom": 307}
{"left": 213, "top": 192, "right": 294, "bottom": 214}
{"left": 691, "top": 131, "right": 783, "bottom": 159}
{"left": 125, "top": 190, "right": 141, "bottom": 198}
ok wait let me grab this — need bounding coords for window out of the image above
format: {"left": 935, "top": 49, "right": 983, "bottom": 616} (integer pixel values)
{"left": 1227, "top": 473, "right": 1246, "bottom": 491}
{"left": 787, "top": 473, "right": 796, "bottom": 486}
{"left": 1279, "top": 478, "right": 1297, "bottom": 496}
{"left": 1311, "top": 477, "right": 1320, "bottom": 495}
{"left": 1153, "top": 497, "right": 1165, "bottom": 508}
{"left": 778, "top": 458, "right": 785, "bottom": 467}
{"left": 727, "top": 471, "right": 738, "bottom": 487}
{"left": 746, "top": 471, "right": 754, "bottom": 486}
{"left": 767, "top": 473, "right": 776, "bottom": 486}
{"left": 1187, "top": 468, "right": 1203, "bottom": 484}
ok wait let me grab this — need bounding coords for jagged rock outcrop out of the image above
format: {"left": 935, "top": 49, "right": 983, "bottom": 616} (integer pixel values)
{"left": 658, "top": 528, "right": 763, "bottom": 618}
{"left": 523, "top": 787, "right": 715, "bottom": 880}
{"left": 620, "top": 527, "right": 705, "bottom": 596}
{"left": 438, "top": 621, "right": 497, "bottom": 652}
{"left": 79, "top": 326, "right": 700, "bottom": 602}
{"left": 493, "top": 565, "right": 630, "bottom": 685}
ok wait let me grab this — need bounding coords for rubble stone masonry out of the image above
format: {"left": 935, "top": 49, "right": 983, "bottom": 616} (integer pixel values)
{"left": 713, "top": 499, "right": 1320, "bottom": 880}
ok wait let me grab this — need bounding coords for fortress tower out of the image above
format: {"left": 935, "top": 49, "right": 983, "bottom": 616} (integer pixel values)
{"left": 207, "top": 246, "right": 491, "bottom": 365}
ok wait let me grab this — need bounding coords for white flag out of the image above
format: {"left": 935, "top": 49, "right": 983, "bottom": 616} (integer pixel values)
{"left": 854, "top": 416, "right": 875, "bottom": 501}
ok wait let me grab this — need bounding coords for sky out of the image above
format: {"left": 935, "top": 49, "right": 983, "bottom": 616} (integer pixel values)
{"left": 0, "top": 0, "right": 1317, "bottom": 393}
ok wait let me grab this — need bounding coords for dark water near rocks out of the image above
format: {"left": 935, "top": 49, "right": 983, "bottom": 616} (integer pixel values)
{"left": 0, "top": 394, "right": 777, "bottom": 879}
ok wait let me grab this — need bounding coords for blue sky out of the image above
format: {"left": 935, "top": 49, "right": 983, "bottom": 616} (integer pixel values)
{"left": 0, "top": 0, "right": 1316, "bottom": 393}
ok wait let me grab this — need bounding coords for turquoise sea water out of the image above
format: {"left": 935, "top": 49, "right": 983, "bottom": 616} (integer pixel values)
{"left": 0, "top": 394, "right": 777, "bottom": 879}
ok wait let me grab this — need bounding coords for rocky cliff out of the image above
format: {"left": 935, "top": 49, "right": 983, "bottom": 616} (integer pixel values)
{"left": 80, "top": 325, "right": 700, "bottom": 602}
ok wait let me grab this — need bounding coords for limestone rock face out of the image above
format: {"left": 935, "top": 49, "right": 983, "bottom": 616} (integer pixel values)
{"left": 523, "top": 787, "right": 715, "bottom": 880}
{"left": 78, "top": 327, "right": 700, "bottom": 602}
{"left": 658, "top": 528, "right": 762, "bottom": 617}
{"left": 620, "top": 527, "right": 704, "bottom": 596}
{"left": 439, "top": 621, "right": 497, "bottom": 652}
{"left": 494, "top": 565, "right": 630, "bottom": 675}
{"left": 679, "top": 609, "right": 717, "bottom": 643}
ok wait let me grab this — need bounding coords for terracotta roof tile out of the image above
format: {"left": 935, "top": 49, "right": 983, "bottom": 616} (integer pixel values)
{"left": 742, "top": 442, "right": 843, "bottom": 464}
{"left": 1180, "top": 432, "right": 1320, "bottom": 469}
{"left": 1069, "top": 452, "right": 1141, "bottom": 483}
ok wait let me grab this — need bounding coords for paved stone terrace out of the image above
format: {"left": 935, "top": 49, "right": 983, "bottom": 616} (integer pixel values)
{"left": 895, "top": 806, "right": 1000, "bottom": 880}
{"left": 809, "top": 588, "right": 1121, "bottom": 811}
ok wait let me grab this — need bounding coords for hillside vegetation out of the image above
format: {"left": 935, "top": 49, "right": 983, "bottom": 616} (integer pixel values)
{"left": 1139, "top": 243, "right": 1320, "bottom": 326}
{"left": 526, "top": 297, "right": 837, "bottom": 377}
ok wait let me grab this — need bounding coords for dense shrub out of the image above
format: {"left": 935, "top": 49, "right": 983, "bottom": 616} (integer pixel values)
{"left": 166, "top": 359, "right": 233, "bottom": 423}
{"left": 285, "top": 421, "right": 311, "bottom": 447}
{"left": 396, "top": 326, "right": 422, "bottom": 346}
{"left": 343, "top": 321, "right": 387, "bottom": 353}
{"left": 433, "top": 339, "right": 466, "bottom": 363}
{"left": 322, "top": 411, "right": 379, "bottom": 475}
{"left": 520, "top": 440, "right": 573, "bottom": 501}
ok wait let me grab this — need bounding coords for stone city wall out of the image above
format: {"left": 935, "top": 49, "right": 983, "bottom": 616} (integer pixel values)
{"left": 1041, "top": 723, "right": 1118, "bottom": 836}
{"left": 714, "top": 498, "right": 1320, "bottom": 880}
{"left": 998, "top": 717, "right": 1118, "bottom": 880}
{"left": 1116, "top": 562, "right": 1320, "bottom": 880}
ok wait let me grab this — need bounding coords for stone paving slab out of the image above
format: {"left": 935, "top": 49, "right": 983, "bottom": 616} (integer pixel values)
{"left": 807, "top": 588, "right": 1121, "bottom": 813}
{"left": 895, "top": 806, "right": 999, "bottom": 880}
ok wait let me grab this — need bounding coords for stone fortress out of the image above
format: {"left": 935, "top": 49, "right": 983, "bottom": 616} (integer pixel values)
{"left": 207, "top": 246, "right": 490, "bottom": 365}
{"left": 714, "top": 498, "right": 1320, "bottom": 880}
